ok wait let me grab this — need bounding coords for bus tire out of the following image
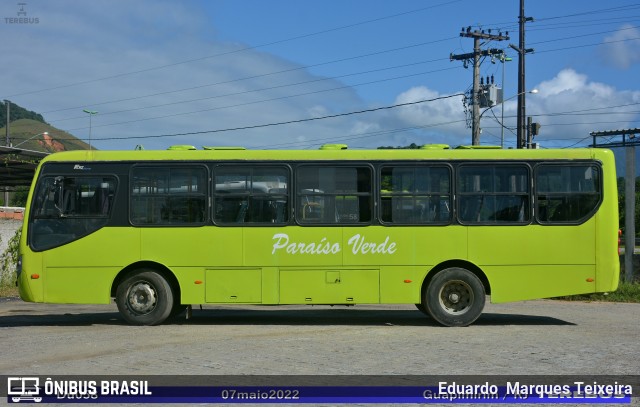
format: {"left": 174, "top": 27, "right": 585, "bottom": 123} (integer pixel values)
{"left": 424, "top": 267, "right": 485, "bottom": 327}
{"left": 116, "top": 269, "right": 174, "bottom": 326}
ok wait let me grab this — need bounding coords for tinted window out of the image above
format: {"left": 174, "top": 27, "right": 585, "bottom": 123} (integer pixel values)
{"left": 297, "top": 166, "right": 371, "bottom": 224}
{"left": 457, "top": 165, "right": 530, "bottom": 224}
{"left": 30, "top": 176, "right": 117, "bottom": 251}
{"left": 380, "top": 166, "right": 451, "bottom": 224}
{"left": 131, "top": 167, "right": 207, "bottom": 225}
{"left": 536, "top": 164, "right": 601, "bottom": 223}
{"left": 214, "top": 166, "right": 289, "bottom": 224}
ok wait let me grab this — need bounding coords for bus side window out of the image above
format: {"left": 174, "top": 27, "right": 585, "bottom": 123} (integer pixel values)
{"left": 131, "top": 167, "right": 207, "bottom": 225}
{"left": 457, "top": 165, "right": 529, "bottom": 225}
{"left": 380, "top": 165, "right": 451, "bottom": 225}
{"left": 297, "top": 166, "right": 371, "bottom": 225}
{"left": 213, "top": 166, "right": 289, "bottom": 225}
{"left": 535, "top": 164, "right": 601, "bottom": 224}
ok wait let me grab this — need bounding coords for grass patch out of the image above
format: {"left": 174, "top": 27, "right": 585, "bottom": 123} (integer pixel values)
{"left": 0, "top": 274, "right": 18, "bottom": 298}
{"left": 556, "top": 281, "right": 640, "bottom": 303}
{"left": 0, "top": 226, "right": 21, "bottom": 298}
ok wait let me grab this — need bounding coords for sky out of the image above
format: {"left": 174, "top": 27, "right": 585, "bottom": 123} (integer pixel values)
{"left": 2, "top": 0, "right": 640, "bottom": 151}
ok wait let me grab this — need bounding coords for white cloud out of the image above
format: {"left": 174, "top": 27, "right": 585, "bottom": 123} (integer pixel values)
{"left": 382, "top": 69, "right": 640, "bottom": 148}
{"left": 524, "top": 69, "right": 640, "bottom": 146}
{"left": 1, "top": 1, "right": 365, "bottom": 150}
{"left": 3, "top": 2, "right": 640, "bottom": 151}
{"left": 391, "top": 86, "right": 469, "bottom": 145}
{"left": 599, "top": 24, "right": 640, "bottom": 69}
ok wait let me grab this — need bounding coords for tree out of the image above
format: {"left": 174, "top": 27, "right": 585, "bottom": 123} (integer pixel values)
{"left": 0, "top": 101, "right": 46, "bottom": 125}
{"left": 616, "top": 177, "right": 640, "bottom": 237}
{"left": 11, "top": 187, "right": 29, "bottom": 207}
{"left": 377, "top": 143, "right": 420, "bottom": 150}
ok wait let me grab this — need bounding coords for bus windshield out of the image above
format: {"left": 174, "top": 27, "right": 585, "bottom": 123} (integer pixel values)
{"left": 30, "top": 175, "right": 116, "bottom": 251}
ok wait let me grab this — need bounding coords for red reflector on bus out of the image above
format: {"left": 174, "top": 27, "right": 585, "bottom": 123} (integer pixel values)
{"left": 586, "top": 278, "right": 594, "bottom": 282}
{"left": 404, "top": 279, "right": 412, "bottom": 283}
{"left": 31, "top": 274, "right": 39, "bottom": 279}
{"left": 194, "top": 280, "right": 203, "bottom": 285}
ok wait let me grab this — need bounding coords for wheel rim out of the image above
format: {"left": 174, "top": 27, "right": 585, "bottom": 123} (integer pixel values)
{"left": 127, "top": 281, "right": 158, "bottom": 315}
{"left": 438, "top": 279, "right": 473, "bottom": 315}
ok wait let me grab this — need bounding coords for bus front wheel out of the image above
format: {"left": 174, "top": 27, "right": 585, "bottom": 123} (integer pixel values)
{"left": 116, "top": 269, "right": 174, "bottom": 326}
{"left": 424, "top": 267, "right": 485, "bottom": 327}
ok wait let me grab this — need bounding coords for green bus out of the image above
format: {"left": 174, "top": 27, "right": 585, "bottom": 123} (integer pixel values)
{"left": 17, "top": 144, "right": 620, "bottom": 326}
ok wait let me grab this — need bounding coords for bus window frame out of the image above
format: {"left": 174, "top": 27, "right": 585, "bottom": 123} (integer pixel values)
{"left": 455, "top": 162, "right": 533, "bottom": 226}
{"left": 378, "top": 162, "right": 453, "bottom": 226}
{"left": 533, "top": 161, "right": 603, "bottom": 226}
{"left": 129, "top": 163, "right": 209, "bottom": 227}
{"left": 212, "top": 163, "right": 292, "bottom": 226}
{"left": 28, "top": 173, "right": 120, "bottom": 252}
{"left": 294, "top": 162, "right": 374, "bottom": 227}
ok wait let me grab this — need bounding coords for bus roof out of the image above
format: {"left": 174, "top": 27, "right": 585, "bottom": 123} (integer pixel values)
{"left": 37, "top": 145, "right": 614, "bottom": 164}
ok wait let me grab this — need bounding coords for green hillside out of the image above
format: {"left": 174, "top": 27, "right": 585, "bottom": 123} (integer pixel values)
{"left": 0, "top": 100, "right": 46, "bottom": 125}
{"left": 0, "top": 118, "right": 90, "bottom": 152}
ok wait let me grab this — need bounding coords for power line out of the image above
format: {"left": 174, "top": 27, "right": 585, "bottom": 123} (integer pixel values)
{"left": 5, "top": 0, "right": 463, "bottom": 99}
{"left": 470, "top": 4, "right": 640, "bottom": 31}
{"left": 43, "top": 37, "right": 457, "bottom": 117}
{"left": 100, "top": 93, "right": 466, "bottom": 141}
{"left": 33, "top": 2, "right": 640, "bottom": 130}
{"left": 529, "top": 25, "right": 640, "bottom": 46}
{"left": 534, "top": 35, "right": 640, "bottom": 54}
{"left": 48, "top": 57, "right": 454, "bottom": 122}
{"left": 58, "top": 67, "right": 461, "bottom": 132}
{"left": 44, "top": 24, "right": 638, "bottom": 123}
{"left": 528, "top": 16, "right": 640, "bottom": 31}
{"left": 45, "top": 93, "right": 465, "bottom": 143}
{"left": 536, "top": 4, "right": 640, "bottom": 23}
{"left": 257, "top": 119, "right": 467, "bottom": 150}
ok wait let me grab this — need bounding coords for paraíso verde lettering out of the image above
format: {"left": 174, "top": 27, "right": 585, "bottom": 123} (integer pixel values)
{"left": 271, "top": 233, "right": 397, "bottom": 255}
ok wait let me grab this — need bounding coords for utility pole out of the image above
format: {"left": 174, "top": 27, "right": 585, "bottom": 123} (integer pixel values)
{"left": 500, "top": 55, "right": 513, "bottom": 148}
{"left": 4, "top": 100, "right": 9, "bottom": 147}
{"left": 3, "top": 100, "right": 9, "bottom": 207}
{"left": 451, "top": 27, "right": 509, "bottom": 145}
{"left": 510, "top": 0, "right": 534, "bottom": 149}
{"left": 526, "top": 116, "right": 541, "bottom": 148}
{"left": 592, "top": 128, "right": 640, "bottom": 283}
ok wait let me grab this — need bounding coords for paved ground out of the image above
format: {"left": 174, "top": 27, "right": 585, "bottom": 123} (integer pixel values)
{"left": 0, "top": 298, "right": 638, "bottom": 377}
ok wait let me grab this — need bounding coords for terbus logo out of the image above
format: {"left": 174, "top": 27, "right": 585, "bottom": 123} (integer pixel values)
{"left": 5, "top": 3, "right": 40, "bottom": 25}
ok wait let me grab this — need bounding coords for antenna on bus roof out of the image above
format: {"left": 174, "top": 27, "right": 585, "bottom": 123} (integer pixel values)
{"left": 420, "top": 144, "right": 450, "bottom": 150}
{"left": 202, "top": 146, "right": 246, "bottom": 150}
{"left": 167, "top": 145, "right": 197, "bottom": 151}
{"left": 319, "top": 144, "right": 348, "bottom": 150}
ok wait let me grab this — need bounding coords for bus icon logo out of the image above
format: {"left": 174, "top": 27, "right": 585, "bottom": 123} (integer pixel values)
{"left": 7, "top": 377, "right": 42, "bottom": 403}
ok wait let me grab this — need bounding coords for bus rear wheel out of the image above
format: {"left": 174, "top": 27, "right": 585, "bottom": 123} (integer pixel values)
{"left": 424, "top": 267, "right": 485, "bottom": 327}
{"left": 116, "top": 269, "right": 174, "bottom": 326}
